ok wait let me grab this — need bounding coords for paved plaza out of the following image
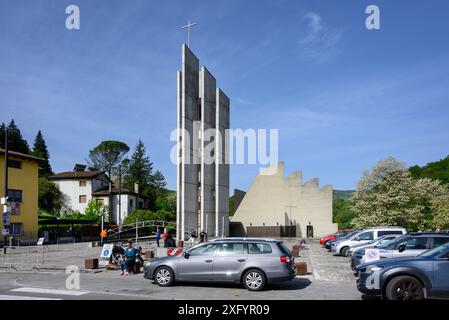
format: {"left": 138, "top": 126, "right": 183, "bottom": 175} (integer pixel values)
{"left": 0, "top": 239, "right": 363, "bottom": 300}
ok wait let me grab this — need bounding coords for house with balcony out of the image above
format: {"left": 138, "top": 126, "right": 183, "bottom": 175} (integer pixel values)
{"left": 49, "top": 164, "right": 150, "bottom": 224}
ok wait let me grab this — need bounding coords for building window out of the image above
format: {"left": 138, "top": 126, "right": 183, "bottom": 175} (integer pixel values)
{"left": 8, "top": 160, "right": 22, "bottom": 169}
{"left": 129, "top": 199, "right": 133, "bottom": 208}
{"left": 8, "top": 223, "right": 23, "bottom": 235}
{"left": 79, "top": 180, "right": 87, "bottom": 187}
{"left": 96, "top": 199, "right": 104, "bottom": 206}
{"left": 79, "top": 195, "right": 87, "bottom": 203}
{"left": 138, "top": 201, "right": 143, "bottom": 209}
{"left": 7, "top": 189, "right": 23, "bottom": 203}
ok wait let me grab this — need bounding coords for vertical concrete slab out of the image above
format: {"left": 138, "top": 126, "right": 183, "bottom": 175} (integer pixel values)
{"left": 200, "top": 67, "right": 217, "bottom": 236}
{"left": 215, "top": 89, "right": 230, "bottom": 237}
{"left": 180, "top": 44, "right": 200, "bottom": 240}
{"left": 176, "top": 70, "right": 182, "bottom": 240}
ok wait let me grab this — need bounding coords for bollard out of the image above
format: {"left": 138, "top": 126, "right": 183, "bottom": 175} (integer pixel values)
{"left": 85, "top": 258, "right": 99, "bottom": 269}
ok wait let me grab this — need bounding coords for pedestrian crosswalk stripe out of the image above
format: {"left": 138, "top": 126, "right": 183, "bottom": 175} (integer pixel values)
{"left": 0, "top": 294, "right": 61, "bottom": 300}
{"left": 11, "top": 287, "right": 89, "bottom": 296}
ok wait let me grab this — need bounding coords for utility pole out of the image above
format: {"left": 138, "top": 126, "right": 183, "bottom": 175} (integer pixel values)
{"left": 118, "top": 164, "right": 122, "bottom": 239}
{"left": 3, "top": 128, "right": 9, "bottom": 254}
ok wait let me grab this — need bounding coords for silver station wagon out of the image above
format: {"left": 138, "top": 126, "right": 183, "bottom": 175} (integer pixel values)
{"left": 143, "top": 238, "right": 296, "bottom": 291}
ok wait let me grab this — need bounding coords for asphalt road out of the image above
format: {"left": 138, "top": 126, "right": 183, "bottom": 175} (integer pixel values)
{"left": 0, "top": 269, "right": 361, "bottom": 300}
{"left": 0, "top": 240, "right": 363, "bottom": 300}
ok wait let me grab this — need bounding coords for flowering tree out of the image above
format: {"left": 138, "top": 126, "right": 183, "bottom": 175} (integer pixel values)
{"left": 351, "top": 158, "right": 448, "bottom": 231}
{"left": 431, "top": 194, "right": 449, "bottom": 230}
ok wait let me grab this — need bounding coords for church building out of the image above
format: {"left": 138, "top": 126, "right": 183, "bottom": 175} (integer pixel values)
{"left": 231, "top": 162, "right": 337, "bottom": 238}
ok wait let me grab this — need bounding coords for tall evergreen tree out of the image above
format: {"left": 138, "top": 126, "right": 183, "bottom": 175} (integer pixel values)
{"left": 0, "top": 122, "right": 5, "bottom": 148}
{"left": 152, "top": 170, "right": 167, "bottom": 189}
{"left": 32, "top": 130, "right": 53, "bottom": 176}
{"left": 124, "top": 139, "right": 153, "bottom": 194}
{"left": 0, "top": 119, "right": 30, "bottom": 154}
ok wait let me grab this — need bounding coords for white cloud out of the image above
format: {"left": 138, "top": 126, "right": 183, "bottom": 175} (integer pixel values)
{"left": 298, "top": 12, "right": 342, "bottom": 62}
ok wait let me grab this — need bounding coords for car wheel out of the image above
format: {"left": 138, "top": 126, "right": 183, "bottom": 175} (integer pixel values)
{"left": 385, "top": 276, "right": 424, "bottom": 300}
{"left": 242, "top": 269, "right": 266, "bottom": 291}
{"left": 341, "top": 246, "right": 350, "bottom": 257}
{"left": 154, "top": 267, "right": 174, "bottom": 287}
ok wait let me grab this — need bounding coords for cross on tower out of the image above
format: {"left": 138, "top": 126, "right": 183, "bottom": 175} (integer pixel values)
{"left": 181, "top": 20, "right": 198, "bottom": 47}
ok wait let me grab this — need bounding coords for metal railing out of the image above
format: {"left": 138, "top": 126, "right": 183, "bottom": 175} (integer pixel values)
{"left": 106, "top": 220, "right": 177, "bottom": 241}
{"left": 0, "top": 245, "right": 46, "bottom": 272}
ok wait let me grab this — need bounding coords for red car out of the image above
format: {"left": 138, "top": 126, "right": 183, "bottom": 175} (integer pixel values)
{"left": 319, "top": 229, "right": 354, "bottom": 246}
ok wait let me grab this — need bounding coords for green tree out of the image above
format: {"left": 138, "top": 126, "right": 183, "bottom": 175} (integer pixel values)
{"left": 88, "top": 141, "right": 129, "bottom": 222}
{"left": 38, "top": 178, "right": 65, "bottom": 214}
{"left": 431, "top": 194, "right": 449, "bottom": 230}
{"left": 357, "top": 156, "right": 405, "bottom": 191}
{"left": 0, "top": 119, "right": 30, "bottom": 154}
{"left": 32, "top": 130, "right": 53, "bottom": 176}
{"left": 409, "top": 155, "right": 449, "bottom": 185}
{"left": 83, "top": 199, "right": 108, "bottom": 223}
{"left": 123, "top": 139, "right": 153, "bottom": 194}
{"left": 154, "top": 190, "right": 176, "bottom": 214}
{"left": 229, "top": 195, "right": 235, "bottom": 216}
{"left": 333, "top": 198, "right": 356, "bottom": 229}
{"left": 123, "top": 209, "right": 175, "bottom": 224}
{"left": 351, "top": 170, "right": 447, "bottom": 231}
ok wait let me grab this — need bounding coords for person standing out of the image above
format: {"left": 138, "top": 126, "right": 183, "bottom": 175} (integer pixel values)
{"left": 188, "top": 229, "right": 197, "bottom": 246}
{"left": 100, "top": 229, "right": 107, "bottom": 245}
{"left": 156, "top": 228, "right": 162, "bottom": 247}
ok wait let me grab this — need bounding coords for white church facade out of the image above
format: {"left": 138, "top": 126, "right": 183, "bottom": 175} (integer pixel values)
{"left": 231, "top": 162, "right": 338, "bottom": 238}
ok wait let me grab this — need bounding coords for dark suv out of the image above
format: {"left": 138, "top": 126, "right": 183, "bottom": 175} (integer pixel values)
{"left": 356, "top": 241, "right": 449, "bottom": 300}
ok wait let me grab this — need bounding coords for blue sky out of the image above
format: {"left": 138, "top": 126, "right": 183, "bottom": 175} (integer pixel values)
{"left": 1, "top": 0, "right": 449, "bottom": 192}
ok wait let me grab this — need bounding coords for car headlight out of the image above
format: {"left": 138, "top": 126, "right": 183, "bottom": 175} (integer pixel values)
{"left": 366, "top": 265, "right": 383, "bottom": 273}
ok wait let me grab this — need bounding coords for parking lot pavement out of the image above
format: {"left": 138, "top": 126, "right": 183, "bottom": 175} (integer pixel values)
{"left": 0, "top": 239, "right": 362, "bottom": 300}
{"left": 301, "top": 239, "right": 356, "bottom": 283}
{"left": 0, "top": 270, "right": 360, "bottom": 300}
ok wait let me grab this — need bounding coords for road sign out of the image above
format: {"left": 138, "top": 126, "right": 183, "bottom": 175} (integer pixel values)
{"left": 99, "top": 244, "right": 113, "bottom": 266}
{"left": 37, "top": 238, "right": 45, "bottom": 246}
{"left": 365, "top": 248, "right": 380, "bottom": 263}
{"left": 3, "top": 211, "right": 11, "bottom": 226}
{"left": 2, "top": 229, "right": 9, "bottom": 236}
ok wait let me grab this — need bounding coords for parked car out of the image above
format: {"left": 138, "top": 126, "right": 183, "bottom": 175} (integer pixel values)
{"left": 356, "top": 241, "right": 449, "bottom": 300}
{"left": 143, "top": 238, "right": 296, "bottom": 291}
{"left": 325, "top": 231, "right": 358, "bottom": 251}
{"left": 347, "top": 234, "right": 401, "bottom": 257}
{"left": 320, "top": 229, "right": 354, "bottom": 246}
{"left": 351, "top": 232, "right": 449, "bottom": 270}
{"left": 331, "top": 227, "right": 407, "bottom": 257}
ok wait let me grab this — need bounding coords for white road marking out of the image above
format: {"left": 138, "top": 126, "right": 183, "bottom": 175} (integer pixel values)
{"left": 0, "top": 294, "right": 61, "bottom": 300}
{"left": 11, "top": 287, "right": 89, "bottom": 296}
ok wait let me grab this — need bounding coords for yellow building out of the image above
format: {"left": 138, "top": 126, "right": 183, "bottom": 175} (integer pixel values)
{"left": 1, "top": 148, "right": 41, "bottom": 242}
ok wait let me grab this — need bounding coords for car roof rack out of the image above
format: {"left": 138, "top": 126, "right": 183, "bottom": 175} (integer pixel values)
{"left": 408, "top": 231, "right": 449, "bottom": 235}
{"left": 210, "top": 237, "right": 278, "bottom": 242}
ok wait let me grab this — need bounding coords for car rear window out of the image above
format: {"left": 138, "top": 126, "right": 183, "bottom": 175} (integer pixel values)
{"left": 432, "top": 237, "right": 449, "bottom": 248}
{"left": 378, "top": 230, "right": 404, "bottom": 237}
{"left": 277, "top": 242, "right": 292, "bottom": 256}
{"left": 248, "top": 243, "right": 272, "bottom": 254}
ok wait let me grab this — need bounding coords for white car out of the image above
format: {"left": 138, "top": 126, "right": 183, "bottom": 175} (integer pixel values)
{"left": 331, "top": 227, "right": 407, "bottom": 256}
